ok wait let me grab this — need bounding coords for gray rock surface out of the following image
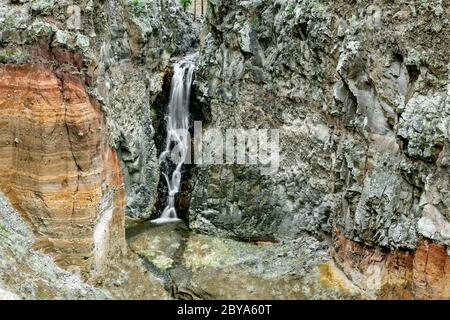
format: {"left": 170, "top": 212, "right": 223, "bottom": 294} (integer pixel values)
{"left": 0, "top": 193, "right": 109, "bottom": 300}
{"left": 127, "top": 222, "right": 362, "bottom": 299}
{"left": 191, "top": 0, "right": 449, "bottom": 251}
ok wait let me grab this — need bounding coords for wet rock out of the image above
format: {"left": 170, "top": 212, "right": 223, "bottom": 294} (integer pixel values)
{"left": 127, "top": 222, "right": 362, "bottom": 299}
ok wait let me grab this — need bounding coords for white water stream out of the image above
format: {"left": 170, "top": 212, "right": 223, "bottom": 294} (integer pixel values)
{"left": 151, "top": 54, "right": 196, "bottom": 224}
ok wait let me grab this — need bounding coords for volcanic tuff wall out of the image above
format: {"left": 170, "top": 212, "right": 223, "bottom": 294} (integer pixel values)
{"left": 0, "top": 0, "right": 196, "bottom": 277}
{"left": 0, "top": 63, "right": 125, "bottom": 275}
{"left": 191, "top": 0, "right": 449, "bottom": 298}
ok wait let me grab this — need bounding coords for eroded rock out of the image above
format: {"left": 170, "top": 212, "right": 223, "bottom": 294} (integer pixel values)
{"left": 127, "top": 222, "right": 362, "bottom": 299}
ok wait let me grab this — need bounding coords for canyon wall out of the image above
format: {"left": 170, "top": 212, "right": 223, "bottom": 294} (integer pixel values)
{"left": 0, "top": 0, "right": 196, "bottom": 283}
{"left": 88, "top": 0, "right": 198, "bottom": 220}
{"left": 191, "top": 0, "right": 449, "bottom": 298}
{"left": 0, "top": 0, "right": 448, "bottom": 300}
{"left": 0, "top": 63, "right": 125, "bottom": 276}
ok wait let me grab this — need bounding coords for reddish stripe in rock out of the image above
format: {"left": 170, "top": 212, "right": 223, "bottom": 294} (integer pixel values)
{"left": 332, "top": 229, "right": 449, "bottom": 299}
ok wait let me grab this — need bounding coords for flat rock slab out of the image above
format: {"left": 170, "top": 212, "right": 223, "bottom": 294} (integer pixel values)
{"left": 127, "top": 222, "right": 361, "bottom": 299}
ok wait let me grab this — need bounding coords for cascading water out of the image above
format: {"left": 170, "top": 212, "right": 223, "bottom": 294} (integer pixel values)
{"left": 151, "top": 54, "right": 197, "bottom": 224}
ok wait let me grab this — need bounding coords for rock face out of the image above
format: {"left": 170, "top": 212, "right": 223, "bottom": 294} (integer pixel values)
{"left": 0, "top": 193, "right": 109, "bottom": 299}
{"left": 127, "top": 222, "right": 362, "bottom": 300}
{"left": 89, "top": 0, "right": 199, "bottom": 220}
{"left": 0, "top": 63, "right": 125, "bottom": 276}
{"left": 0, "top": 0, "right": 198, "bottom": 224}
{"left": 0, "top": 0, "right": 448, "bottom": 300}
{"left": 333, "top": 231, "right": 450, "bottom": 299}
{"left": 191, "top": 0, "right": 449, "bottom": 298}
{"left": 0, "top": 187, "right": 169, "bottom": 300}
{"left": 0, "top": 0, "right": 198, "bottom": 284}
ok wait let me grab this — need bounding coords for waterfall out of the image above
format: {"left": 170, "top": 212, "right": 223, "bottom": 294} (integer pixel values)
{"left": 152, "top": 54, "right": 197, "bottom": 224}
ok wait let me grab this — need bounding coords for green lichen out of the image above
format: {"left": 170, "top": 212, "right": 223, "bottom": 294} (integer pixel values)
{"left": 0, "top": 222, "right": 8, "bottom": 236}
{"left": 0, "top": 49, "right": 28, "bottom": 64}
{"left": 0, "top": 15, "right": 15, "bottom": 29}
{"left": 286, "top": 3, "right": 296, "bottom": 15}
{"left": 310, "top": 0, "right": 329, "bottom": 17}
{"left": 179, "top": 0, "right": 192, "bottom": 11}
{"left": 251, "top": 15, "right": 259, "bottom": 29}
{"left": 37, "top": 291, "right": 50, "bottom": 300}
{"left": 30, "top": 22, "right": 56, "bottom": 38}
{"left": 130, "top": 0, "right": 145, "bottom": 16}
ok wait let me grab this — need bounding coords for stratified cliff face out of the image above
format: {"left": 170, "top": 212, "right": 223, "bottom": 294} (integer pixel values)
{"left": 192, "top": 0, "right": 449, "bottom": 298}
{"left": 0, "top": 63, "right": 125, "bottom": 276}
{"left": 0, "top": 0, "right": 198, "bottom": 225}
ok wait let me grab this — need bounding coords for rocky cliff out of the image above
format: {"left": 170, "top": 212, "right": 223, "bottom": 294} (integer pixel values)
{"left": 191, "top": 0, "right": 449, "bottom": 299}
{"left": 0, "top": 62, "right": 125, "bottom": 276}
{"left": 0, "top": 0, "right": 448, "bottom": 300}
{"left": 0, "top": 0, "right": 195, "bottom": 297}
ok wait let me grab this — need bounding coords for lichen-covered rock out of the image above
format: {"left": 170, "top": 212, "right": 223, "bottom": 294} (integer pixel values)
{"left": 127, "top": 222, "right": 362, "bottom": 300}
{"left": 398, "top": 92, "right": 448, "bottom": 161}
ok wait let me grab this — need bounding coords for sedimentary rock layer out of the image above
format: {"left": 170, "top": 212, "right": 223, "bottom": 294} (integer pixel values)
{"left": 333, "top": 231, "right": 449, "bottom": 299}
{"left": 0, "top": 64, "right": 125, "bottom": 276}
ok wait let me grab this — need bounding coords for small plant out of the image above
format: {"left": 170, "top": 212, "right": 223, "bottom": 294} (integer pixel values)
{"left": 179, "top": 0, "right": 192, "bottom": 11}
{"left": 130, "top": 0, "right": 145, "bottom": 16}
{"left": 0, "top": 222, "right": 8, "bottom": 236}
{"left": 251, "top": 15, "right": 259, "bottom": 29}
{"left": 37, "top": 290, "right": 50, "bottom": 300}
{"left": 286, "top": 3, "right": 295, "bottom": 15}
{"left": 311, "top": 1, "right": 328, "bottom": 16}
{"left": 0, "top": 49, "right": 27, "bottom": 64}
{"left": 0, "top": 51, "right": 10, "bottom": 63}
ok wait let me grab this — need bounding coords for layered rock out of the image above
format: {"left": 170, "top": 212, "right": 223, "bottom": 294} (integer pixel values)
{"left": 0, "top": 192, "right": 109, "bottom": 299}
{"left": 0, "top": 63, "right": 125, "bottom": 276}
{"left": 191, "top": 0, "right": 449, "bottom": 298}
{"left": 0, "top": 0, "right": 199, "bottom": 290}
{"left": 0, "top": 0, "right": 448, "bottom": 300}
{"left": 333, "top": 231, "right": 449, "bottom": 299}
{"left": 0, "top": 0, "right": 199, "bottom": 222}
